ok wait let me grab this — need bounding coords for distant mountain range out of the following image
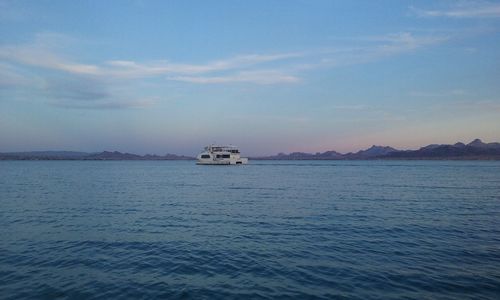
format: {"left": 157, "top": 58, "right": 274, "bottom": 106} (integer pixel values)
{"left": 1, "top": 139, "right": 500, "bottom": 160}
{"left": 254, "top": 139, "right": 500, "bottom": 160}
{"left": 0, "top": 151, "right": 194, "bottom": 160}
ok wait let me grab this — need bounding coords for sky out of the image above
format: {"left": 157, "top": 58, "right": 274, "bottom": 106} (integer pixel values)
{"left": 1, "top": 0, "right": 500, "bottom": 156}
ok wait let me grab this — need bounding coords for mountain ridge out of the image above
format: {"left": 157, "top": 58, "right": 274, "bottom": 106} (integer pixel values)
{"left": 254, "top": 139, "right": 500, "bottom": 160}
{"left": 0, "top": 151, "right": 194, "bottom": 160}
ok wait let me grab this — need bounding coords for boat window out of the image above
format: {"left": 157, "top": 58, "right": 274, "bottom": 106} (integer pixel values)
{"left": 201, "top": 154, "right": 210, "bottom": 159}
{"left": 222, "top": 154, "right": 230, "bottom": 158}
{"left": 216, "top": 154, "right": 222, "bottom": 158}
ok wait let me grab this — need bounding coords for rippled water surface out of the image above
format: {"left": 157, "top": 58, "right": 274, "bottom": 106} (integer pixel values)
{"left": 1, "top": 160, "right": 500, "bottom": 299}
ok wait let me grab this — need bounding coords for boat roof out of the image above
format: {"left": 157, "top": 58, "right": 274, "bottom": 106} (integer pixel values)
{"left": 204, "top": 145, "right": 240, "bottom": 151}
{"left": 206, "top": 144, "right": 238, "bottom": 148}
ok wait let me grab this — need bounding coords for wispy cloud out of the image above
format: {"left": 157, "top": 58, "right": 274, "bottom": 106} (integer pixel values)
{"left": 452, "top": 100, "right": 500, "bottom": 112}
{"left": 0, "top": 33, "right": 303, "bottom": 108}
{"left": 0, "top": 62, "right": 32, "bottom": 87}
{"left": 48, "top": 97, "right": 157, "bottom": 109}
{"left": 0, "top": 31, "right": 449, "bottom": 81}
{"left": 0, "top": 33, "right": 101, "bottom": 76}
{"left": 0, "top": 33, "right": 302, "bottom": 79}
{"left": 229, "top": 114, "right": 310, "bottom": 125}
{"left": 409, "top": 89, "right": 468, "bottom": 97}
{"left": 102, "top": 53, "right": 301, "bottom": 79}
{"left": 169, "top": 70, "right": 300, "bottom": 85}
{"left": 39, "top": 75, "right": 159, "bottom": 109}
{"left": 42, "top": 76, "right": 109, "bottom": 101}
{"left": 368, "top": 32, "right": 448, "bottom": 53}
{"left": 291, "top": 32, "right": 450, "bottom": 71}
{"left": 0, "top": 30, "right": 455, "bottom": 108}
{"left": 411, "top": 2, "right": 500, "bottom": 18}
{"left": 329, "top": 104, "right": 369, "bottom": 111}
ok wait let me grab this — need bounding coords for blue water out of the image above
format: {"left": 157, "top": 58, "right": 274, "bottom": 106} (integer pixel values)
{"left": 1, "top": 160, "right": 499, "bottom": 299}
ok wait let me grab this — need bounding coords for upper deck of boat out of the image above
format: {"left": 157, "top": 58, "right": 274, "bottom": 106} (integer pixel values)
{"left": 205, "top": 145, "right": 240, "bottom": 153}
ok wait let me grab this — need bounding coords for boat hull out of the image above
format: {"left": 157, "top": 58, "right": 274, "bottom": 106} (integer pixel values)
{"left": 196, "top": 158, "right": 248, "bottom": 165}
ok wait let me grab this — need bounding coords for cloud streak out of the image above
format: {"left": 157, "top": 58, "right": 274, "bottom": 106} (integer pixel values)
{"left": 412, "top": 2, "right": 500, "bottom": 18}
{"left": 409, "top": 89, "right": 468, "bottom": 98}
{"left": 169, "top": 70, "right": 300, "bottom": 85}
{"left": 290, "top": 32, "right": 450, "bottom": 72}
{"left": 0, "top": 31, "right": 449, "bottom": 81}
{"left": 102, "top": 53, "right": 301, "bottom": 79}
{"left": 0, "top": 63, "right": 32, "bottom": 87}
{"left": 42, "top": 76, "right": 109, "bottom": 101}
{"left": 0, "top": 30, "right": 454, "bottom": 108}
{"left": 0, "top": 33, "right": 302, "bottom": 80}
{"left": 48, "top": 97, "right": 157, "bottom": 109}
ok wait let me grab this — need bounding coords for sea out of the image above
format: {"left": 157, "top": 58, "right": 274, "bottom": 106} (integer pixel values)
{"left": 1, "top": 160, "right": 499, "bottom": 299}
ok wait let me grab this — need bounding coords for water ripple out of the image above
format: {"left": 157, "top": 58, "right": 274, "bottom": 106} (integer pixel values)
{"left": 1, "top": 160, "right": 500, "bottom": 299}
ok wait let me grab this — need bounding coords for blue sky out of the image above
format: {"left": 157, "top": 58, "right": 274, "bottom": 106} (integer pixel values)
{"left": 1, "top": 0, "right": 499, "bottom": 156}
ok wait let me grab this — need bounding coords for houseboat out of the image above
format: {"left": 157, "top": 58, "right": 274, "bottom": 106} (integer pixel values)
{"left": 196, "top": 145, "right": 248, "bottom": 165}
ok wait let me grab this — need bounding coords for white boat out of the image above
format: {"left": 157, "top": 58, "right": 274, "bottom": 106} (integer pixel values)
{"left": 196, "top": 145, "right": 248, "bottom": 165}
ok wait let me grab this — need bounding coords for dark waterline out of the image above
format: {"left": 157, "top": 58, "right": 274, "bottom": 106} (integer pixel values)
{"left": 1, "top": 160, "right": 499, "bottom": 299}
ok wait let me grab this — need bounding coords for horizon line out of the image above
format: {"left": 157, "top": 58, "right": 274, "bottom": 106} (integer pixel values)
{"left": 1, "top": 138, "right": 497, "bottom": 157}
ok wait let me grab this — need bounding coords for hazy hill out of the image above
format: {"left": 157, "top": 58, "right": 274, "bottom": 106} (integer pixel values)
{"left": 0, "top": 151, "right": 194, "bottom": 160}
{"left": 256, "top": 139, "right": 500, "bottom": 160}
{"left": 467, "top": 138, "right": 500, "bottom": 149}
{"left": 384, "top": 139, "right": 500, "bottom": 159}
{"left": 255, "top": 145, "right": 397, "bottom": 160}
{"left": 256, "top": 150, "right": 343, "bottom": 160}
{"left": 343, "top": 145, "right": 398, "bottom": 159}
{"left": 0, "top": 151, "right": 89, "bottom": 160}
{"left": 84, "top": 151, "right": 194, "bottom": 160}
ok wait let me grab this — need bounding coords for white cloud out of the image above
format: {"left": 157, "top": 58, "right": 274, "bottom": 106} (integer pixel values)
{"left": 0, "top": 33, "right": 102, "bottom": 76}
{"left": 102, "top": 53, "right": 302, "bottom": 78}
{"left": 409, "top": 89, "right": 468, "bottom": 97}
{"left": 0, "top": 34, "right": 302, "bottom": 79}
{"left": 0, "top": 34, "right": 307, "bottom": 108}
{"left": 169, "top": 70, "right": 300, "bottom": 85}
{"left": 289, "top": 32, "right": 450, "bottom": 71}
{"left": 412, "top": 2, "right": 500, "bottom": 18}
{"left": 330, "top": 105, "right": 369, "bottom": 111}
{"left": 2, "top": 30, "right": 452, "bottom": 82}
{"left": 376, "top": 32, "right": 447, "bottom": 50}
{"left": 0, "top": 30, "right": 457, "bottom": 108}
{"left": 0, "top": 30, "right": 451, "bottom": 83}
